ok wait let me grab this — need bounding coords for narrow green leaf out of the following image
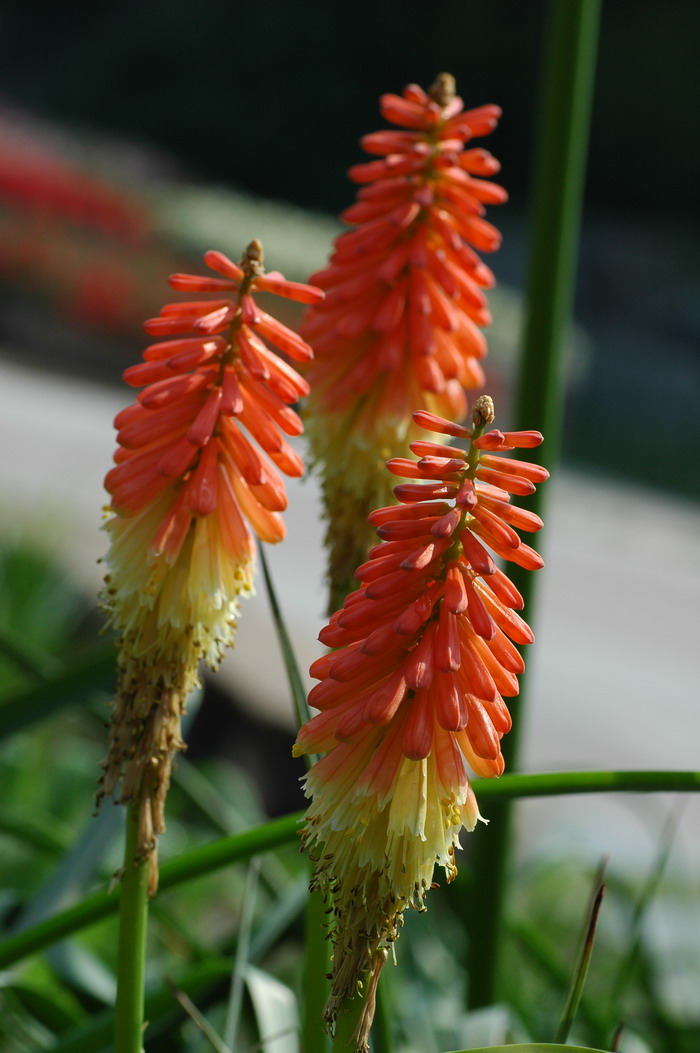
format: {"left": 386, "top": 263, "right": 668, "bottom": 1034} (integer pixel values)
{"left": 474, "top": 769, "right": 700, "bottom": 799}
{"left": 555, "top": 872, "right": 606, "bottom": 1042}
{"left": 507, "top": 916, "right": 607, "bottom": 1036}
{"left": 259, "top": 543, "right": 313, "bottom": 736}
{"left": 224, "top": 858, "right": 261, "bottom": 1052}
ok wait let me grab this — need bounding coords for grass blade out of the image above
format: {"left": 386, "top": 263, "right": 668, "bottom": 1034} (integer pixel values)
{"left": 259, "top": 543, "right": 312, "bottom": 735}
{"left": 164, "top": 974, "right": 231, "bottom": 1053}
{"left": 508, "top": 915, "right": 607, "bottom": 1037}
{"left": 554, "top": 867, "right": 606, "bottom": 1043}
{"left": 224, "top": 858, "right": 261, "bottom": 1052}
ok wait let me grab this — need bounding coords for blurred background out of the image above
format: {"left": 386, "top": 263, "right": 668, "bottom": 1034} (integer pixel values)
{"left": 0, "top": 1, "right": 699, "bottom": 1048}
{"left": 1, "top": 0, "right": 699, "bottom": 474}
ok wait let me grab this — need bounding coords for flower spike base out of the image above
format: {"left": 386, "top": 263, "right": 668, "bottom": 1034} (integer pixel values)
{"left": 295, "top": 398, "right": 548, "bottom": 1050}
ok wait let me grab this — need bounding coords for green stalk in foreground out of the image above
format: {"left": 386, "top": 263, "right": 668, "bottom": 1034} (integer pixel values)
{"left": 259, "top": 543, "right": 330, "bottom": 1051}
{"left": 467, "top": 0, "right": 602, "bottom": 1009}
{"left": 114, "top": 803, "right": 150, "bottom": 1053}
{"left": 304, "top": 890, "right": 333, "bottom": 1053}
{"left": 332, "top": 960, "right": 383, "bottom": 1053}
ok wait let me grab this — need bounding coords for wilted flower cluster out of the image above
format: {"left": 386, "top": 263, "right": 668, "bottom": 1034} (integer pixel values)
{"left": 100, "top": 241, "right": 322, "bottom": 886}
{"left": 302, "top": 74, "right": 507, "bottom": 604}
{"left": 294, "top": 397, "right": 548, "bottom": 1046}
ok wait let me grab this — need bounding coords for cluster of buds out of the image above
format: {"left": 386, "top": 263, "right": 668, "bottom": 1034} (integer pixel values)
{"left": 301, "top": 74, "right": 507, "bottom": 605}
{"left": 295, "top": 396, "right": 548, "bottom": 1044}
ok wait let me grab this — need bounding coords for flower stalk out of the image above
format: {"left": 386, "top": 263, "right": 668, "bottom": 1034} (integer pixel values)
{"left": 466, "top": 0, "right": 602, "bottom": 1009}
{"left": 114, "top": 803, "right": 150, "bottom": 1053}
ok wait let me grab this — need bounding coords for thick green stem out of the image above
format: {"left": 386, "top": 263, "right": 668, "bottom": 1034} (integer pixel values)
{"left": 467, "top": 1, "right": 603, "bottom": 1008}
{"left": 114, "top": 803, "right": 150, "bottom": 1053}
{"left": 303, "top": 888, "right": 332, "bottom": 1053}
{"left": 332, "top": 984, "right": 371, "bottom": 1053}
{"left": 370, "top": 975, "right": 393, "bottom": 1053}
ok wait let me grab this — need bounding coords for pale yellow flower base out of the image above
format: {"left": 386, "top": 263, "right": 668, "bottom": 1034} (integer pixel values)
{"left": 303, "top": 751, "right": 483, "bottom": 1046}
{"left": 99, "top": 492, "right": 254, "bottom": 892}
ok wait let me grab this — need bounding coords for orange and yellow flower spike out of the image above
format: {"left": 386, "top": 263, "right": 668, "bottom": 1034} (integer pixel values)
{"left": 302, "top": 75, "right": 507, "bottom": 607}
{"left": 100, "top": 241, "right": 323, "bottom": 890}
{"left": 294, "top": 396, "right": 547, "bottom": 1049}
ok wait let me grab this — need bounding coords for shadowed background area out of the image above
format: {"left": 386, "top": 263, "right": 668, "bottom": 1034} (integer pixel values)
{"left": 1, "top": 0, "right": 698, "bottom": 491}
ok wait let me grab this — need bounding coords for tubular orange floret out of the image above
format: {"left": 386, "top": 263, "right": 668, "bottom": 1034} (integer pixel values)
{"left": 295, "top": 398, "right": 548, "bottom": 1043}
{"left": 301, "top": 74, "right": 507, "bottom": 613}
{"left": 99, "top": 242, "right": 322, "bottom": 890}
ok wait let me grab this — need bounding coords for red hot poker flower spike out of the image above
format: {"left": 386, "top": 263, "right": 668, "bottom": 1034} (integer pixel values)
{"left": 100, "top": 241, "right": 323, "bottom": 889}
{"left": 302, "top": 74, "right": 508, "bottom": 608}
{"left": 294, "top": 395, "right": 548, "bottom": 1048}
